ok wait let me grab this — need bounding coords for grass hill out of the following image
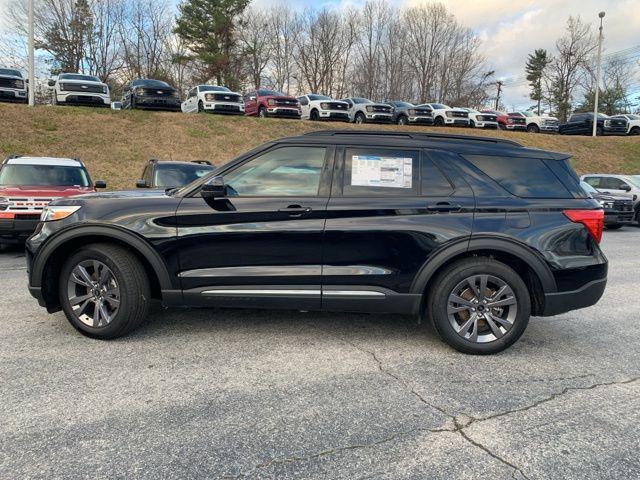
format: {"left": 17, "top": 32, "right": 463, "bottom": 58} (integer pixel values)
{"left": 1, "top": 103, "right": 638, "bottom": 190}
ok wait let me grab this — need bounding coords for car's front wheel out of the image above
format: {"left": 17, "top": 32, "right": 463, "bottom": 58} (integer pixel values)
{"left": 355, "top": 112, "right": 366, "bottom": 124}
{"left": 427, "top": 257, "right": 530, "bottom": 354}
{"left": 198, "top": 100, "right": 204, "bottom": 113}
{"left": 59, "top": 243, "right": 150, "bottom": 339}
{"left": 258, "top": 106, "right": 267, "bottom": 118}
{"left": 527, "top": 124, "right": 540, "bottom": 133}
{"left": 397, "top": 115, "right": 408, "bottom": 125}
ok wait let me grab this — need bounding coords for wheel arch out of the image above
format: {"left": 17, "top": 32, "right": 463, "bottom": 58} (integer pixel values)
{"left": 32, "top": 225, "right": 174, "bottom": 312}
{"left": 411, "top": 237, "right": 556, "bottom": 317}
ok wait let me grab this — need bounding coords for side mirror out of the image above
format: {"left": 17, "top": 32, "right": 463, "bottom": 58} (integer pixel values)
{"left": 620, "top": 184, "right": 632, "bottom": 192}
{"left": 94, "top": 180, "right": 107, "bottom": 189}
{"left": 47, "top": 79, "right": 55, "bottom": 87}
{"left": 135, "top": 179, "right": 148, "bottom": 188}
{"left": 202, "top": 176, "right": 226, "bottom": 198}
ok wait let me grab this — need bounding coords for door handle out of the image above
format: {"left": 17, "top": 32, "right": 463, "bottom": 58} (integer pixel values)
{"left": 279, "top": 205, "right": 312, "bottom": 216}
{"left": 426, "top": 202, "right": 462, "bottom": 212}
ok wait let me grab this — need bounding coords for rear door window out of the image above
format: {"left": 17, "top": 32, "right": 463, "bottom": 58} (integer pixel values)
{"left": 583, "top": 177, "right": 601, "bottom": 188}
{"left": 463, "top": 155, "right": 572, "bottom": 198}
{"left": 600, "top": 177, "right": 628, "bottom": 190}
{"left": 421, "top": 155, "right": 454, "bottom": 196}
{"left": 342, "top": 147, "right": 419, "bottom": 196}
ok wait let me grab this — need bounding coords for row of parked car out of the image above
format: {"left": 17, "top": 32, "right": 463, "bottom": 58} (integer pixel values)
{"left": 1, "top": 151, "right": 639, "bottom": 252}
{"left": 2, "top": 69, "right": 639, "bottom": 135}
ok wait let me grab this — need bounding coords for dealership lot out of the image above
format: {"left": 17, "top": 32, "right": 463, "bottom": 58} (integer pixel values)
{"left": 1, "top": 229, "right": 639, "bottom": 479}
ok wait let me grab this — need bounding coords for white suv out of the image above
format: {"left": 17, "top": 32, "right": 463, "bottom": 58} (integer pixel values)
{"left": 611, "top": 114, "right": 640, "bottom": 136}
{"left": 181, "top": 85, "right": 244, "bottom": 115}
{"left": 341, "top": 97, "right": 393, "bottom": 124}
{"left": 0, "top": 67, "right": 27, "bottom": 103}
{"left": 297, "top": 94, "right": 350, "bottom": 122}
{"left": 582, "top": 174, "right": 640, "bottom": 224}
{"left": 457, "top": 108, "right": 498, "bottom": 129}
{"left": 421, "top": 103, "right": 470, "bottom": 127}
{"left": 48, "top": 73, "right": 110, "bottom": 107}
{"left": 515, "top": 111, "right": 559, "bottom": 133}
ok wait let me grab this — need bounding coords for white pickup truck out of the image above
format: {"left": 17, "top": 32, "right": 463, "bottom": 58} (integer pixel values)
{"left": 514, "top": 111, "right": 559, "bottom": 133}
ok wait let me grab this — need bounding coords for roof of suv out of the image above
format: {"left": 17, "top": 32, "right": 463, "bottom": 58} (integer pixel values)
{"left": 289, "top": 130, "right": 568, "bottom": 160}
{"left": 3, "top": 156, "right": 84, "bottom": 167}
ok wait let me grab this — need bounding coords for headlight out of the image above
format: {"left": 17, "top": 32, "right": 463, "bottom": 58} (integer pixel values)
{"left": 15, "top": 80, "right": 25, "bottom": 89}
{"left": 135, "top": 87, "right": 144, "bottom": 95}
{"left": 205, "top": 93, "right": 215, "bottom": 101}
{"left": 40, "top": 205, "right": 81, "bottom": 222}
{"left": 102, "top": 85, "right": 108, "bottom": 94}
{"left": 0, "top": 196, "right": 9, "bottom": 211}
{"left": 320, "top": 102, "right": 329, "bottom": 109}
{"left": 408, "top": 109, "right": 416, "bottom": 115}
{"left": 267, "top": 98, "right": 275, "bottom": 106}
{"left": 366, "top": 106, "right": 373, "bottom": 112}
{"left": 172, "top": 91, "right": 180, "bottom": 99}
{"left": 445, "top": 111, "right": 453, "bottom": 117}
{"left": 604, "top": 119, "right": 611, "bottom": 127}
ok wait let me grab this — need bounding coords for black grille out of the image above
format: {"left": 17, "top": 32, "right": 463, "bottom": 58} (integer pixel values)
{"left": 478, "top": 115, "right": 497, "bottom": 122}
{"left": 61, "top": 83, "right": 104, "bottom": 93}
{"left": 327, "top": 102, "right": 348, "bottom": 110}
{"left": 613, "top": 200, "right": 633, "bottom": 211}
{"left": 450, "top": 111, "right": 469, "bottom": 118}
{"left": 610, "top": 119, "right": 626, "bottom": 127}
{"left": 509, "top": 117, "right": 526, "bottom": 125}
{"left": 211, "top": 93, "right": 242, "bottom": 102}
{"left": 372, "top": 105, "right": 392, "bottom": 113}
{"left": 274, "top": 98, "right": 298, "bottom": 107}
{"left": 414, "top": 109, "right": 432, "bottom": 116}
{"left": 215, "top": 104, "right": 241, "bottom": 112}
{"left": 141, "top": 88, "right": 175, "bottom": 97}
{"left": 0, "top": 77, "right": 24, "bottom": 89}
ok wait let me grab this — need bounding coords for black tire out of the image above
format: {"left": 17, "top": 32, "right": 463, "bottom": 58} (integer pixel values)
{"left": 527, "top": 123, "right": 540, "bottom": 133}
{"left": 596, "top": 127, "right": 604, "bottom": 136}
{"left": 434, "top": 116, "right": 444, "bottom": 126}
{"left": 397, "top": 115, "right": 408, "bottom": 125}
{"left": 355, "top": 112, "right": 366, "bottom": 124}
{"left": 469, "top": 120, "right": 475, "bottom": 128}
{"left": 606, "top": 224, "right": 623, "bottom": 230}
{"left": 310, "top": 109, "right": 319, "bottom": 121}
{"left": 198, "top": 100, "right": 204, "bottom": 113}
{"left": 130, "top": 96, "right": 136, "bottom": 110}
{"left": 630, "top": 126, "right": 640, "bottom": 136}
{"left": 258, "top": 106, "right": 267, "bottom": 118}
{"left": 59, "top": 243, "right": 150, "bottom": 339}
{"left": 427, "top": 257, "right": 531, "bottom": 355}
{"left": 498, "top": 123, "right": 506, "bottom": 130}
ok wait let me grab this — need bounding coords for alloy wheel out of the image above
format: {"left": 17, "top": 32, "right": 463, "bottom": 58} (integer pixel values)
{"left": 66, "top": 260, "right": 120, "bottom": 328}
{"left": 447, "top": 274, "right": 517, "bottom": 343}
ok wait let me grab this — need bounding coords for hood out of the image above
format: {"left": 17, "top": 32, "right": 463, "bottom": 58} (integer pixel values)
{"left": 592, "top": 191, "right": 632, "bottom": 201}
{"left": 0, "top": 185, "right": 94, "bottom": 197}
{"left": 0, "top": 74, "right": 23, "bottom": 80}
{"left": 59, "top": 78, "right": 107, "bottom": 87}
{"left": 70, "top": 189, "right": 169, "bottom": 200}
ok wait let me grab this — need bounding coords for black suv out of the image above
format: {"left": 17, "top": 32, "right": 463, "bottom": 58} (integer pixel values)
{"left": 136, "top": 159, "right": 214, "bottom": 189}
{"left": 388, "top": 101, "right": 434, "bottom": 125}
{"left": 122, "top": 79, "right": 181, "bottom": 111}
{"left": 559, "top": 112, "right": 628, "bottom": 136}
{"left": 26, "top": 131, "right": 607, "bottom": 354}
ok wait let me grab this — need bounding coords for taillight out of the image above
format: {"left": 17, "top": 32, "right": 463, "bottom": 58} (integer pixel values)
{"left": 563, "top": 209, "right": 604, "bottom": 243}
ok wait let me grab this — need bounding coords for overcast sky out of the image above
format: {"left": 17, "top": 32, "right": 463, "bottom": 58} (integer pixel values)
{"left": 2, "top": 0, "right": 639, "bottom": 108}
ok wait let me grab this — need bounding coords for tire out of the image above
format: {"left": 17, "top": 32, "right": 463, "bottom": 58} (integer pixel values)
{"left": 258, "top": 106, "right": 267, "bottom": 118}
{"left": 397, "top": 115, "right": 408, "bottom": 125}
{"left": 130, "top": 96, "right": 136, "bottom": 110}
{"left": 310, "top": 109, "right": 319, "bottom": 121}
{"left": 469, "top": 120, "right": 475, "bottom": 128}
{"left": 198, "top": 100, "right": 204, "bottom": 113}
{"left": 59, "top": 243, "right": 150, "bottom": 339}
{"left": 630, "top": 127, "right": 640, "bottom": 136}
{"left": 434, "top": 116, "right": 444, "bottom": 126}
{"left": 527, "top": 123, "right": 540, "bottom": 133}
{"left": 498, "top": 123, "right": 506, "bottom": 130}
{"left": 355, "top": 112, "right": 366, "bottom": 124}
{"left": 596, "top": 127, "right": 604, "bottom": 136}
{"left": 606, "top": 224, "right": 623, "bottom": 230}
{"left": 427, "top": 257, "right": 531, "bottom": 355}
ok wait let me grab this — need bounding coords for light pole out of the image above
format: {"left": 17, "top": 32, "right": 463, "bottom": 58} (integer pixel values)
{"left": 592, "top": 11, "right": 605, "bottom": 137}
{"left": 28, "top": 0, "right": 35, "bottom": 107}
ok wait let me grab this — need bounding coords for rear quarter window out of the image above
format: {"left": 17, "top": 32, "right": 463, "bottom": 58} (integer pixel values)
{"left": 463, "top": 155, "right": 572, "bottom": 198}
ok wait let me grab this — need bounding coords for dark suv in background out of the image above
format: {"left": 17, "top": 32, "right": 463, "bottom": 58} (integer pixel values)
{"left": 388, "top": 101, "right": 433, "bottom": 125}
{"left": 26, "top": 131, "right": 607, "bottom": 354}
{"left": 559, "top": 112, "right": 628, "bottom": 136}
{"left": 122, "top": 79, "right": 181, "bottom": 111}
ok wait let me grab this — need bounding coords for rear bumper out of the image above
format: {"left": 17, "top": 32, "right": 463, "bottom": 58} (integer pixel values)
{"left": 541, "top": 277, "right": 607, "bottom": 316}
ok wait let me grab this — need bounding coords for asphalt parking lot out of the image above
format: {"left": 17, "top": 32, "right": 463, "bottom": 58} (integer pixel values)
{"left": 1, "top": 229, "right": 639, "bottom": 480}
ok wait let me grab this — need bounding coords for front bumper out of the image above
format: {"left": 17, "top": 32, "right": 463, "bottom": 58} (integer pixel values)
{"left": 319, "top": 111, "right": 350, "bottom": 121}
{"left": 444, "top": 118, "right": 470, "bottom": 126}
{"left": 266, "top": 107, "right": 301, "bottom": 118}
{"left": 504, "top": 124, "right": 526, "bottom": 130}
{"left": 204, "top": 102, "right": 244, "bottom": 114}
{"left": 0, "top": 216, "right": 40, "bottom": 244}
{"left": 604, "top": 210, "right": 634, "bottom": 225}
{"left": 408, "top": 116, "right": 434, "bottom": 125}
{"left": 539, "top": 124, "right": 559, "bottom": 132}
{"left": 473, "top": 121, "right": 498, "bottom": 129}
{"left": 542, "top": 277, "right": 607, "bottom": 316}
{"left": 57, "top": 92, "right": 110, "bottom": 106}
{"left": 0, "top": 88, "right": 28, "bottom": 103}
{"left": 365, "top": 113, "right": 393, "bottom": 123}
{"left": 135, "top": 95, "right": 181, "bottom": 110}
{"left": 603, "top": 126, "right": 628, "bottom": 135}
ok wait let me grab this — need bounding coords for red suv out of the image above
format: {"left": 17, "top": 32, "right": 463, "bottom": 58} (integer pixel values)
{"left": 481, "top": 110, "right": 526, "bottom": 131}
{"left": 244, "top": 89, "right": 301, "bottom": 119}
{"left": 0, "top": 156, "right": 105, "bottom": 248}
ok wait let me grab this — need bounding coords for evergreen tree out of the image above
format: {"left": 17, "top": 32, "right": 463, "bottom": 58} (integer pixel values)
{"left": 174, "top": 0, "right": 250, "bottom": 88}
{"left": 525, "top": 49, "right": 551, "bottom": 115}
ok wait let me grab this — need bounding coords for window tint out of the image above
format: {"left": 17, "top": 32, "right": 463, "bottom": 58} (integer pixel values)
{"left": 584, "top": 177, "right": 601, "bottom": 188}
{"left": 0, "top": 165, "right": 90, "bottom": 187}
{"left": 223, "top": 147, "right": 326, "bottom": 196}
{"left": 569, "top": 114, "right": 584, "bottom": 122}
{"left": 343, "top": 148, "right": 419, "bottom": 196}
{"left": 421, "top": 156, "right": 454, "bottom": 196}
{"left": 464, "top": 155, "right": 571, "bottom": 198}
{"left": 154, "top": 163, "right": 214, "bottom": 188}
{"left": 599, "top": 177, "right": 627, "bottom": 190}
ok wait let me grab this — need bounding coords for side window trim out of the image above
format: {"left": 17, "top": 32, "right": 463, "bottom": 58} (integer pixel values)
{"left": 422, "top": 149, "right": 456, "bottom": 197}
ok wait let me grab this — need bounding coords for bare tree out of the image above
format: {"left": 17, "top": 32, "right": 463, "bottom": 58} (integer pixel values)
{"left": 86, "top": 0, "right": 124, "bottom": 81}
{"left": 265, "top": 6, "right": 299, "bottom": 94}
{"left": 237, "top": 9, "right": 272, "bottom": 89}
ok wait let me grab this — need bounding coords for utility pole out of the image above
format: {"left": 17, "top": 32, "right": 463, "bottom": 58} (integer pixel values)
{"left": 495, "top": 81, "right": 503, "bottom": 110}
{"left": 28, "top": 0, "right": 35, "bottom": 107}
{"left": 592, "top": 11, "right": 605, "bottom": 137}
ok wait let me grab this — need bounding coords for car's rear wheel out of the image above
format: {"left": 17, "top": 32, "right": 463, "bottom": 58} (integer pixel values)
{"left": 59, "top": 243, "right": 150, "bottom": 339}
{"left": 427, "top": 258, "right": 531, "bottom": 354}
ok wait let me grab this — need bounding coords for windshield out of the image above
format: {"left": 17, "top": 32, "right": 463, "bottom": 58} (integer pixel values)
{"left": 59, "top": 73, "right": 100, "bottom": 82}
{"left": 627, "top": 175, "right": 640, "bottom": 188}
{"left": 154, "top": 163, "right": 214, "bottom": 188}
{"left": 394, "top": 101, "right": 413, "bottom": 107}
{"left": 133, "top": 79, "right": 170, "bottom": 88}
{"left": 308, "top": 94, "right": 331, "bottom": 101}
{"left": 0, "top": 165, "right": 90, "bottom": 187}
{"left": 580, "top": 181, "right": 598, "bottom": 195}
{"left": 199, "top": 86, "right": 230, "bottom": 92}
{"left": 430, "top": 104, "right": 449, "bottom": 110}
{"left": 352, "top": 97, "right": 372, "bottom": 104}
{"left": 0, "top": 68, "right": 22, "bottom": 77}
{"left": 257, "top": 89, "right": 283, "bottom": 96}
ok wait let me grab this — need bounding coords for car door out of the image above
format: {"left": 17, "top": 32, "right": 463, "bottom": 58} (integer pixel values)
{"left": 321, "top": 146, "right": 474, "bottom": 314}
{"left": 244, "top": 91, "right": 257, "bottom": 116}
{"left": 175, "top": 144, "right": 335, "bottom": 310}
{"left": 298, "top": 96, "right": 310, "bottom": 119}
{"left": 599, "top": 176, "right": 631, "bottom": 196}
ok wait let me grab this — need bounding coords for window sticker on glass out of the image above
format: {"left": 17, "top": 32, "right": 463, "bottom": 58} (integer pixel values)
{"left": 351, "top": 155, "right": 413, "bottom": 188}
